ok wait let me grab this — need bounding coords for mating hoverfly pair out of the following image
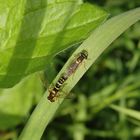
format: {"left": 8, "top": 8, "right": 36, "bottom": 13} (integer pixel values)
{"left": 47, "top": 50, "right": 88, "bottom": 102}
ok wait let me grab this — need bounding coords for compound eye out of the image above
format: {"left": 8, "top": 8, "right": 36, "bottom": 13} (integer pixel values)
{"left": 82, "top": 50, "right": 88, "bottom": 59}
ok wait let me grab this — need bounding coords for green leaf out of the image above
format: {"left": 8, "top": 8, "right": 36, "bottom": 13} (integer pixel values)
{"left": 0, "top": 74, "right": 43, "bottom": 130}
{"left": 110, "top": 104, "right": 140, "bottom": 121}
{"left": 0, "top": 0, "right": 108, "bottom": 88}
{"left": 19, "top": 7, "right": 140, "bottom": 140}
{"left": 89, "top": 74, "right": 140, "bottom": 114}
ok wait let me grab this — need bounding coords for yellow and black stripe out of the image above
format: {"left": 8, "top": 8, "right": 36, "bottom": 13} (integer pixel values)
{"left": 47, "top": 75, "right": 68, "bottom": 102}
{"left": 47, "top": 50, "right": 88, "bottom": 102}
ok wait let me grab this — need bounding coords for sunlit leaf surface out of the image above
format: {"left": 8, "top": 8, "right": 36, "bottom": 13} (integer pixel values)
{"left": 0, "top": 0, "right": 108, "bottom": 88}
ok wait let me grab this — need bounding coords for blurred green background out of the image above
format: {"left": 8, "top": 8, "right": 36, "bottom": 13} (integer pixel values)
{"left": 0, "top": 0, "right": 140, "bottom": 140}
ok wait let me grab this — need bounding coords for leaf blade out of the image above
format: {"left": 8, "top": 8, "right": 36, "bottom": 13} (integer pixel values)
{"left": 0, "top": 1, "right": 108, "bottom": 87}
{"left": 110, "top": 104, "right": 140, "bottom": 121}
{"left": 19, "top": 7, "right": 140, "bottom": 140}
